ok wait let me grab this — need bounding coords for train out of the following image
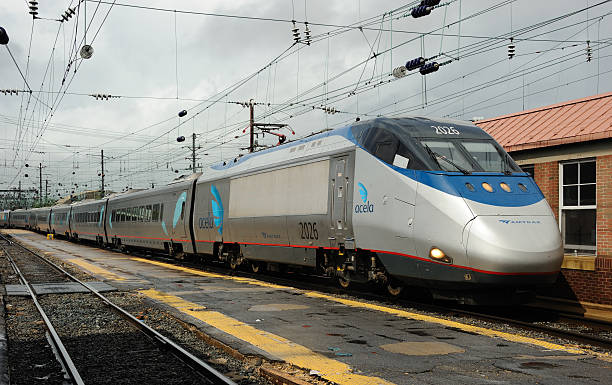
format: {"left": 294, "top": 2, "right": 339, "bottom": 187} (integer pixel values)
{"left": 0, "top": 116, "right": 564, "bottom": 304}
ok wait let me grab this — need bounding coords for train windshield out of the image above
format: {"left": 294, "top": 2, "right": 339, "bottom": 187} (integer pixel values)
{"left": 419, "top": 139, "right": 521, "bottom": 173}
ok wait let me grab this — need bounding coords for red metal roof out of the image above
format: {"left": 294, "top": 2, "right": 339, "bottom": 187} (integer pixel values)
{"left": 475, "top": 92, "right": 612, "bottom": 152}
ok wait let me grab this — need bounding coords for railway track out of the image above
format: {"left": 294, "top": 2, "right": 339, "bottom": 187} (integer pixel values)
{"left": 0, "top": 233, "right": 236, "bottom": 385}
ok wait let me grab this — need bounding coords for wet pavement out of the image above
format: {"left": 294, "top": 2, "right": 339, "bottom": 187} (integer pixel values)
{"left": 3, "top": 230, "right": 611, "bottom": 385}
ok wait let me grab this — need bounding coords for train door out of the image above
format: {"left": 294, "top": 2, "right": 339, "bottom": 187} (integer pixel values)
{"left": 171, "top": 190, "right": 188, "bottom": 242}
{"left": 330, "top": 156, "right": 350, "bottom": 245}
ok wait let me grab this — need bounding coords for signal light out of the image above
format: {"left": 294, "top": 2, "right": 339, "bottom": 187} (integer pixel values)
{"left": 508, "top": 37, "right": 515, "bottom": 59}
{"left": 411, "top": 5, "right": 432, "bottom": 18}
{"left": 178, "top": 109, "right": 187, "bottom": 117}
{"left": 406, "top": 57, "right": 426, "bottom": 71}
{"left": 419, "top": 62, "right": 439, "bottom": 75}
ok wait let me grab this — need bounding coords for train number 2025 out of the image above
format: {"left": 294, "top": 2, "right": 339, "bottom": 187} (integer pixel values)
{"left": 432, "top": 125, "right": 460, "bottom": 135}
{"left": 299, "top": 222, "right": 318, "bottom": 240}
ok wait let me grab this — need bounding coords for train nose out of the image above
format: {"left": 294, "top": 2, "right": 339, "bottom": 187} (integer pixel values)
{"left": 466, "top": 215, "right": 563, "bottom": 275}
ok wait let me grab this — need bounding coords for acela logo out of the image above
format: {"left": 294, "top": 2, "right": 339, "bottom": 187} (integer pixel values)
{"left": 211, "top": 185, "right": 224, "bottom": 235}
{"left": 355, "top": 182, "right": 374, "bottom": 213}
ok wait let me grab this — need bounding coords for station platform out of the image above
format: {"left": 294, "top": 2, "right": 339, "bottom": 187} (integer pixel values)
{"left": 3, "top": 230, "right": 611, "bottom": 385}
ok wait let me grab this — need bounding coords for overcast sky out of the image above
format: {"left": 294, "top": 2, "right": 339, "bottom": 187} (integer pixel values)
{"left": 1, "top": 0, "right": 610, "bottom": 198}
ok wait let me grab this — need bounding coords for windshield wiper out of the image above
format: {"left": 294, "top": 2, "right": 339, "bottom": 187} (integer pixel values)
{"left": 502, "top": 154, "right": 513, "bottom": 176}
{"left": 423, "top": 144, "right": 471, "bottom": 175}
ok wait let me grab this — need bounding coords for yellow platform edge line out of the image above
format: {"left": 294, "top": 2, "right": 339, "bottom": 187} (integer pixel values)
{"left": 139, "top": 288, "right": 394, "bottom": 385}
{"left": 68, "top": 258, "right": 127, "bottom": 281}
{"left": 130, "top": 257, "right": 611, "bottom": 361}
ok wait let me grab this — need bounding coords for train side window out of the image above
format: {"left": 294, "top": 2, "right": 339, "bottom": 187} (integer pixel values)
{"left": 146, "top": 205, "right": 152, "bottom": 222}
{"left": 160, "top": 203, "right": 164, "bottom": 221}
{"left": 180, "top": 202, "right": 185, "bottom": 221}
{"left": 138, "top": 206, "right": 144, "bottom": 222}
{"left": 152, "top": 204, "right": 159, "bottom": 222}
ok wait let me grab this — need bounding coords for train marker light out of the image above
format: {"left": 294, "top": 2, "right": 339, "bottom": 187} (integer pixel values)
{"left": 465, "top": 183, "right": 475, "bottom": 192}
{"left": 518, "top": 183, "right": 528, "bottom": 192}
{"left": 481, "top": 182, "right": 494, "bottom": 192}
{"left": 430, "top": 247, "right": 452, "bottom": 263}
{"left": 500, "top": 182, "right": 511, "bottom": 192}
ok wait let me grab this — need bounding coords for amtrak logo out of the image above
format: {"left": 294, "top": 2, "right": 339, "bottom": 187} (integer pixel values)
{"left": 355, "top": 182, "right": 374, "bottom": 214}
{"left": 211, "top": 185, "right": 224, "bottom": 235}
{"left": 498, "top": 219, "right": 541, "bottom": 224}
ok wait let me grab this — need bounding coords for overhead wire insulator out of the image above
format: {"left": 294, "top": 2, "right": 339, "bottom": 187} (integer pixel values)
{"left": 586, "top": 40, "right": 592, "bottom": 62}
{"left": 420, "top": 0, "right": 441, "bottom": 6}
{"left": 1, "top": 89, "right": 21, "bottom": 95}
{"left": 508, "top": 37, "right": 515, "bottom": 59}
{"left": 28, "top": 1, "right": 39, "bottom": 18}
{"left": 419, "top": 62, "right": 439, "bottom": 75}
{"left": 60, "top": 7, "right": 76, "bottom": 23}
{"left": 304, "top": 22, "right": 311, "bottom": 46}
{"left": 392, "top": 66, "right": 407, "bottom": 78}
{"left": 411, "top": 5, "right": 432, "bottom": 18}
{"left": 406, "top": 57, "right": 426, "bottom": 70}
{"left": 291, "top": 20, "right": 300, "bottom": 43}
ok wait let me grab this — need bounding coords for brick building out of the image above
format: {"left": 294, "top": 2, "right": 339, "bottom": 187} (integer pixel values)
{"left": 476, "top": 92, "right": 612, "bottom": 306}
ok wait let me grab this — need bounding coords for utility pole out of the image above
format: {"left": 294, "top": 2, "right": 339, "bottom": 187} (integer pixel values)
{"left": 39, "top": 163, "right": 42, "bottom": 205}
{"left": 191, "top": 133, "right": 196, "bottom": 172}
{"left": 45, "top": 179, "right": 48, "bottom": 202}
{"left": 248, "top": 100, "right": 290, "bottom": 153}
{"left": 249, "top": 100, "right": 255, "bottom": 153}
{"left": 100, "top": 149, "right": 105, "bottom": 197}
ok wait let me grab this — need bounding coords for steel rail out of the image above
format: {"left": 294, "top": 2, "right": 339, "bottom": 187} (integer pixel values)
{"left": 0, "top": 233, "right": 236, "bottom": 385}
{"left": 0, "top": 236, "right": 85, "bottom": 385}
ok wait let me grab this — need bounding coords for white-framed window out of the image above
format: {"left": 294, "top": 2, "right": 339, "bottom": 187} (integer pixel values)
{"left": 559, "top": 159, "right": 596, "bottom": 254}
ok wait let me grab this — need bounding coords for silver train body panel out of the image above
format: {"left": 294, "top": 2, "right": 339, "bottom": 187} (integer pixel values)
{"left": 192, "top": 133, "right": 356, "bottom": 266}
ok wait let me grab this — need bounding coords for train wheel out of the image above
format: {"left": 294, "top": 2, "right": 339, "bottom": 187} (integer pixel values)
{"left": 386, "top": 279, "right": 403, "bottom": 297}
{"left": 250, "top": 261, "right": 261, "bottom": 273}
{"left": 338, "top": 276, "right": 350, "bottom": 289}
{"left": 229, "top": 257, "right": 239, "bottom": 270}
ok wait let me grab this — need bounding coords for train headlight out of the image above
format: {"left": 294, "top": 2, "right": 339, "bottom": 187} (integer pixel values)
{"left": 500, "top": 182, "right": 511, "bottom": 192}
{"left": 429, "top": 247, "right": 452, "bottom": 263}
{"left": 481, "top": 182, "right": 494, "bottom": 192}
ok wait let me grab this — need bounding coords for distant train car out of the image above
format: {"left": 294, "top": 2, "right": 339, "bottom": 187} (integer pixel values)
{"left": 33, "top": 207, "right": 51, "bottom": 233}
{"left": 105, "top": 179, "right": 195, "bottom": 254}
{"left": 0, "top": 210, "right": 10, "bottom": 228}
{"left": 70, "top": 199, "right": 107, "bottom": 244}
{"left": 11, "top": 209, "right": 29, "bottom": 229}
{"left": 50, "top": 205, "right": 72, "bottom": 238}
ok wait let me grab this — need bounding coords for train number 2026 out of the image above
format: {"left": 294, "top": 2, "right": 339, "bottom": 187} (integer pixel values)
{"left": 299, "top": 222, "right": 318, "bottom": 240}
{"left": 432, "top": 125, "right": 460, "bottom": 135}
